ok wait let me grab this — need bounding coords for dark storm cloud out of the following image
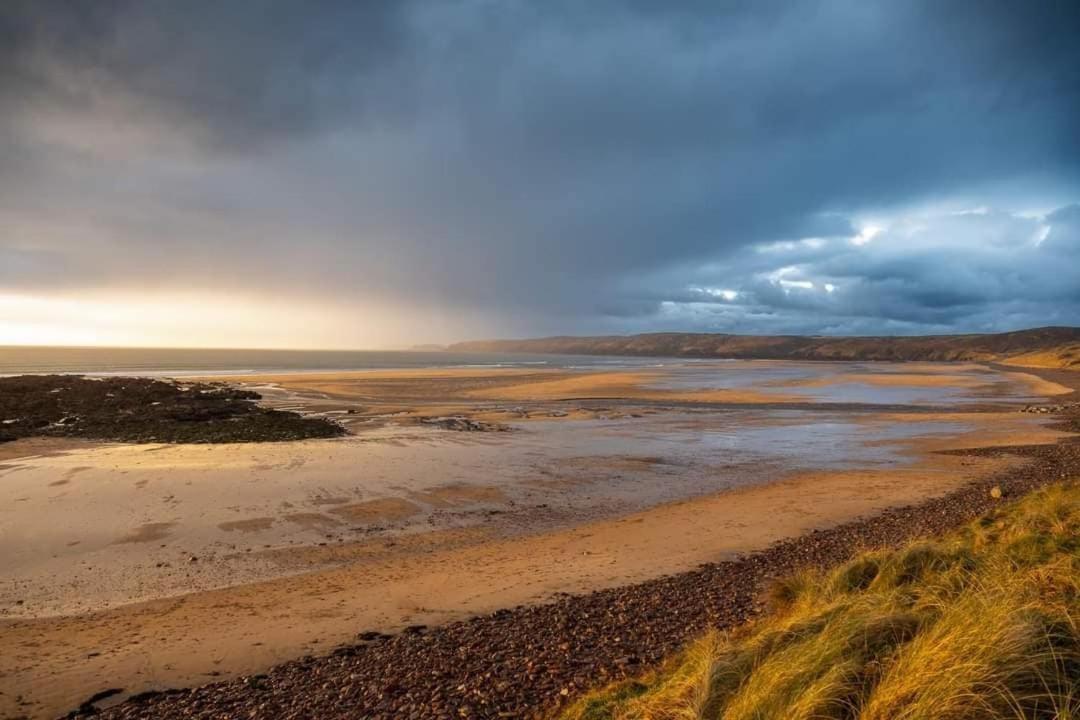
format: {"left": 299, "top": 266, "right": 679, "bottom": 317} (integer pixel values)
{"left": 1, "top": 0, "right": 1078, "bottom": 341}
{"left": 0, "top": 0, "right": 415, "bottom": 149}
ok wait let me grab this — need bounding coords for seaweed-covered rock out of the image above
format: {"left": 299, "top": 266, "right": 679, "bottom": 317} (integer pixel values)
{"left": 0, "top": 375, "right": 344, "bottom": 444}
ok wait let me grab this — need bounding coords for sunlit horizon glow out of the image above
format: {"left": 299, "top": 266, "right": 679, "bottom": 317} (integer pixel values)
{"left": 0, "top": 292, "right": 483, "bottom": 350}
{"left": 1, "top": 3, "right": 1077, "bottom": 346}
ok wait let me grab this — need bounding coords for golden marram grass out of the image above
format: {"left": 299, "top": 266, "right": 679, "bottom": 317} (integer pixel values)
{"left": 560, "top": 483, "right": 1080, "bottom": 720}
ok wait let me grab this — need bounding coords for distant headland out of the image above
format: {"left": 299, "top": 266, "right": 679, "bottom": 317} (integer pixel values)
{"left": 451, "top": 326, "right": 1080, "bottom": 368}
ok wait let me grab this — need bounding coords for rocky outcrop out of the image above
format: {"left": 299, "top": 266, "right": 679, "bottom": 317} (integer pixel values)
{"left": 0, "top": 375, "right": 344, "bottom": 444}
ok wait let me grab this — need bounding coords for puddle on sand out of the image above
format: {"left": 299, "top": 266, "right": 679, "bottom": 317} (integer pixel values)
{"left": 645, "top": 361, "right": 1043, "bottom": 405}
{"left": 0, "top": 360, "right": 1057, "bottom": 615}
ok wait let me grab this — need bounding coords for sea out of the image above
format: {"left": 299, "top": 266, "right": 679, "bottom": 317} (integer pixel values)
{"left": 0, "top": 346, "right": 668, "bottom": 376}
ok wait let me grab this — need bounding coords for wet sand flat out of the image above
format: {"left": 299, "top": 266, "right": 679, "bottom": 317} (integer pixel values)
{"left": 0, "top": 360, "right": 1074, "bottom": 718}
{"left": 230, "top": 363, "right": 1070, "bottom": 405}
{"left": 8, "top": 409, "right": 1046, "bottom": 617}
{"left": 0, "top": 444, "right": 1041, "bottom": 719}
{"left": 208, "top": 361, "right": 1071, "bottom": 434}
{"left": 778, "top": 368, "right": 1071, "bottom": 396}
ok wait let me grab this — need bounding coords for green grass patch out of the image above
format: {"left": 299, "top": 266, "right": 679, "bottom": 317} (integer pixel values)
{"left": 558, "top": 482, "right": 1080, "bottom": 720}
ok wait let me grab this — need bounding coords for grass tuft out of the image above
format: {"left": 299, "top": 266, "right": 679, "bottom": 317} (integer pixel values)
{"left": 558, "top": 481, "right": 1080, "bottom": 720}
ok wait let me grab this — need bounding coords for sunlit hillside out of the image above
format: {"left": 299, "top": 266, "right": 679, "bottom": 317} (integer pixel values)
{"left": 453, "top": 327, "right": 1080, "bottom": 365}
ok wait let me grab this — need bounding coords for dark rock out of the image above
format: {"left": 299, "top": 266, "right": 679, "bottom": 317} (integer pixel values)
{"left": 0, "top": 375, "right": 344, "bottom": 445}
{"left": 74, "top": 687, "right": 123, "bottom": 714}
{"left": 358, "top": 631, "right": 391, "bottom": 642}
{"left": 418, "top": 416, "right": 510, "bottom": 432}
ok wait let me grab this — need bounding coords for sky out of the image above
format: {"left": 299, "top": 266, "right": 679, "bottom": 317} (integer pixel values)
{"left": 1, "top": 1, "right": 1079, "bottom": 349}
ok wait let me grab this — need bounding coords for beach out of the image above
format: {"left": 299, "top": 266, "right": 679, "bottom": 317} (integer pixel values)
{"left": 1, "top": 360, "right": 1076, "bottom": 718}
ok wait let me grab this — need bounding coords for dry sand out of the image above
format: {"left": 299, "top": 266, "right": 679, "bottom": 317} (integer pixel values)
{"left": 1001, "top": 346, "right": 1080, "bottom": 371}
{"left": 224, "top": 363, "right": 1070, "bottom": 421}
{"left": 770, "top": 367, "right": 1071, "bottom": 397}
{"left": 462, "top": 370, "right": 797, "bottom": 403}
{"left": 223, "top": 367, "right": 795, "bottom": 413}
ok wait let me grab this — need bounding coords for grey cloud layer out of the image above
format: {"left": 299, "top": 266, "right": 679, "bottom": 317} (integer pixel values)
{"left": 663, "top": 206, "right": 1080, "bottom": 335}
{"left": 1, "top": 0, "right": 1078, "bottom": 339}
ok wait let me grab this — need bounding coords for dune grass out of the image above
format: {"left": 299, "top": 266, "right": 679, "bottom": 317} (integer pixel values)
{"left": 559, "top": 482, "right": 1080, "bottom": 720}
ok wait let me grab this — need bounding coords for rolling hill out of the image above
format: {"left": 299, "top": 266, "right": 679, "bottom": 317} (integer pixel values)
{"left": 451, "top": 326, "right": 1080, "bottom": 368}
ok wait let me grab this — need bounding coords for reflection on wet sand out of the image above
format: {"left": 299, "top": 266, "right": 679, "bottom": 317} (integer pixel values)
{"left": 0, "top": 360, "right": 1074, "bottom": 719}
{"left": 4, "top": 408, "right": 1049, "bottom": 618}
